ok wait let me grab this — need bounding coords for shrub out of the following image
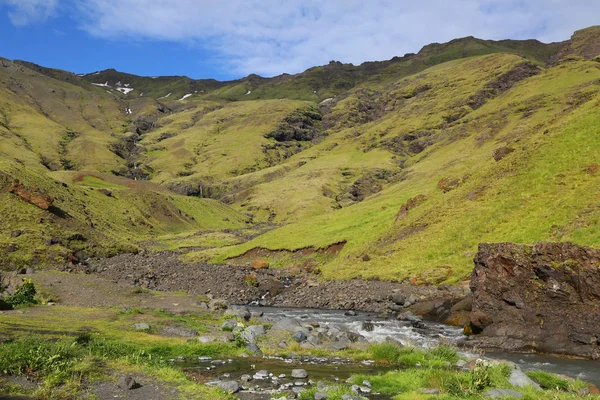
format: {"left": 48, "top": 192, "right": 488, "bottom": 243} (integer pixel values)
{"left": 4, "top": 278, "right": 37, "bottom": 307}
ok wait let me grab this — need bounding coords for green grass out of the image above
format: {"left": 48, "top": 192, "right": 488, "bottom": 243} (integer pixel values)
{"left": 201, "top": 57, "right": 600, "bottom": 282}
{"left": 78, "top": 175, "right": 128, "bottom": 189}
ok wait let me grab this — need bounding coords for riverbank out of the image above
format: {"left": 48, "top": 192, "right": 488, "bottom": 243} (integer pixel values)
{"left": 1, "top": 269, "right": 599, "bottom": 399}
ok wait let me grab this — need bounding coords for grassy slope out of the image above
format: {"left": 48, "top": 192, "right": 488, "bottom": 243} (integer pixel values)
{"left": 205, "top": 57, "right": 600, "bottom": 282}
{"left": 142, "top": 99, "right": 313, "bottom": 183}
{"left": 1, "top": 28, "right": 599, "bottom": 282}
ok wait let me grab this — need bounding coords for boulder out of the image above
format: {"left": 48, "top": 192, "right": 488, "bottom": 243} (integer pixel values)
{"left": 160, "top": 326, "right": 198, "bottom": 337}
{"left": 508, "top": 369, "right": 540, "bottom": 389}
{"left": 292, "top": 330, "right": 307, "bottom": 342}
{"left": 271, "top": 317, "right": 302, "bottom": 331}
{"left": 116, "top": 376, "right": 138, "bottom": 390}
{"left": 227, "top": 305, "right": 251, "bottom": 321}
{"left": 7, "top": 179, "right": 53, "bottom": 210}
{"left": 468, "top": 242, "right": 600, "bottom": 359}
{"left": 221, "top": 320, "right": 238, "bottom": 331}
{"left": 216, "top": 381, "right": 240, "bottom": 393}
{"left": 291, "top": 369, "right": 308, "bottom": 379}
{"left": 133, "top": 323, "right": 150, "bottom": 331}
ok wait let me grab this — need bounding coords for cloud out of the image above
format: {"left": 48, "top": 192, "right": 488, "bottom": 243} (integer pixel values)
{"left": 1, "top": 0, "right": 57, "bottom": 26}
{"left": 6, "top": 0, "right": 600, "bottom": 76}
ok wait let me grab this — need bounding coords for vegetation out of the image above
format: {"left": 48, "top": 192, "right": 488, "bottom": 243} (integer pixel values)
{"left": 2, "top": 26, "right": 600, "bottom": 281}
{"left": 3, "top": 278, "right": 37, "bottom": 308}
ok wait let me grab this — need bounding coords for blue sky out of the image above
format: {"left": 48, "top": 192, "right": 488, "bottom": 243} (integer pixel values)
{"left": 1, "top": 0, "right": 599, "bottom": 81}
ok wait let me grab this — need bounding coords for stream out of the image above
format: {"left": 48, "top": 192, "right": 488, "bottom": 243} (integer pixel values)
{"left": 182, "top": 306, "right": 600, "bottom": 397}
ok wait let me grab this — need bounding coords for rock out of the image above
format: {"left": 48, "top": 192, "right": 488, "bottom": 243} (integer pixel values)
{"left": 361, "top": 254, "right": 371, "bottom": 261}
{"left": 291, "top": 369, "right": 308, "bottom": 379}
{"left": 253, "top": 370, "right": 269, "bottom": 380}
{"left": 484, "top": 388, "right": 523, "bottom": 398}
{"left": 7, "top": 179, "right": 53, "bottom": 210}
{"left": 468, "top": 242, "right": 600, "bottom": 358}
{"left": 395, "top": 194, "right": 427, "bottom": 222}
{"left": 245, "top": 343, "right": 263, "bottom": 356}
{"left": 197, "top": 302, "right": 209, "bottom": 310}
{"left": 227, "top": 305, "right": 251, "bottom": 321}
{"left": 292, "top": 330, "right": 307, "bottom": 342}
{"left": 314, "top": 392, "right": 328, "bottom": 400}
{"left": 326, "top": 341, "right": 348, "bottom": 351}
{"left": 391, "top": 294, "right": 406, "bottom": 305}
{"left": 240, "top": 374, "right": 252, "bottom": 382}
{"left": 133, "top": 323, "right": 150, "bottom": 331}
{"left": 397, "top": 311, "right": 422, "bottom": 322}
{"left": 492, "top": 146, "right": 515, "bottom": 161}
{"left": 198, "top": 356, "right": 212, "bottom": 362}
{"left": 307, "top": 334, "right": 321, "bottom": 345}
{"left": 97, "top": 188, "right": 113, "bottom": 197}
{"left": 221, "top": 320, "right": 238, "bottom": 331}
{"left": 455, "top": 360, "right": 467, "bottom": 368}
{"left": 361, "top": 321, "right": 374, "bottom": 332}
{"left": 421, "top": 388, "right": 440, "bottom": 394}
{"left": 508, "top": 369, "right": 540, "bottom": 389}
{"left": 245, "top": 325, "right": 267, "bottom": 337}
{"left": 216, "top": 381, "right": 240, "bottom": 393}
{"left": 407, "top": 294, "right": 419, "bottom": 305}
{"left": 160, "top": 326, "right": 198, "bottom": 337}
{"left": 344, "top": 310, "right": 357, "bottom": 316}
{"left": 116, "top": 376, "right": 138, "bottom": 390}
{"left": 197, "top": 336, "right": 214, "bottom": 343}
{"left": 272, "top": 317, "right": 302, "bottom": 331}
{"left": 10, "top": 230, "right": 22, "bottom": 238}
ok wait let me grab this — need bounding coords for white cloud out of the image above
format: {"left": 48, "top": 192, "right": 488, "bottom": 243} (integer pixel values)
{"left": 1, "top": 0, "right": 57, "bottom": 26}
{"left": 6, "top": 0, "right": 600, "bottom": 76}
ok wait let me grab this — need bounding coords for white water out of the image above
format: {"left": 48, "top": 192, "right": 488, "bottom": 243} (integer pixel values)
{"left": 251, "top": 306, "right": 600, "bottom": 387}
{"left": 253, "top": 307, "right": 464, "bottom": 348}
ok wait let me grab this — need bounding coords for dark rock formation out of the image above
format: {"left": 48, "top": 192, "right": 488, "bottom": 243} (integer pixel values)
{"left": 467, "top": 242, "right": 600, "bottom": 359}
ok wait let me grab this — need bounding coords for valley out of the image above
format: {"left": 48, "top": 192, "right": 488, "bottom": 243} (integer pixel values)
{"left": 1, "top": 25, "right": 600, "bottom": 400}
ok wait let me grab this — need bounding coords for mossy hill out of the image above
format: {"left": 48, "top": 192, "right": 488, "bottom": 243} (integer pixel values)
{"left": 1, "top": 27, "right": 599, "bottom": 284}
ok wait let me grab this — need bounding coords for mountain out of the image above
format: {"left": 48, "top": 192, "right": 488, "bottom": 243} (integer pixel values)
{"left": 1, "top": 27, "right": 599, "bottom": 284}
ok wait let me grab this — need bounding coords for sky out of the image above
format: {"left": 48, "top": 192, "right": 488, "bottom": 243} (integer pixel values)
{"left": 0, "top": 0, "right": 599, "bottom": 81}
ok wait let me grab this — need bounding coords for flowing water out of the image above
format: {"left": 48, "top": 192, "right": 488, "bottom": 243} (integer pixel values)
{"left": 184, "top": 306, "right": 600, "bottom": 391}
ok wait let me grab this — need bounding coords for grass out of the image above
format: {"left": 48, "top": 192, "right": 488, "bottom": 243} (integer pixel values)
{"left": 2, "top": 34, "right": 600, "bottom": 285}
{"left": 78, "top": 175, "right": 128, "bottom": 189}
{"left": 201, "top": 56, "right": 600, "bottom": 282}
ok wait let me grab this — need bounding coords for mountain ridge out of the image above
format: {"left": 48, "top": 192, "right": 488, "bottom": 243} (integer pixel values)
{"left": 1, "top": 26, "right": 599, "bottom": 284}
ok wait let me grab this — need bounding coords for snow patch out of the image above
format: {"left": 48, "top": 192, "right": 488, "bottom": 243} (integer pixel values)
{"left": 313, "top": 90, "right": 317, "bottom": 93}
{"left": 125, "top": 108, "right": 132, "bottom": 115}
{"left": 116, "top": 87, "right": 134, "bottom": 95}
{"left": 92, "top": 81, "right": 110, "bottom": 88}
{"left": 320, "top": 97, "right": 334, "bottom": 104}
{"left": 158, "top": 92, "right": 172, "bottom": 99}
{"left": 124, "top": 83, "right": 130, "bottom": 88}
{"left": 178, "top": 93, "right": 193, "bottom": 101}
{"left": 115, "top": 81, "right": 122, "bottom": 87}
{"left": 245, "top": 90, "right": 252, "bottom": 95}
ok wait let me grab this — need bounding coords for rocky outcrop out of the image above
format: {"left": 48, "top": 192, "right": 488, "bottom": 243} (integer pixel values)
{"left": 467, "top": 242, "right": 600, "bottom": 359}
{"left": 7, "top": 179, "right": 53, "bottom": 210}
{"left": 395, "top": 194, "right": 427, "bottom": 222}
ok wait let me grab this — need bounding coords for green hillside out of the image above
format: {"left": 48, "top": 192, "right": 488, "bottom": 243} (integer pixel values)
{"left": 1, "top": 27, "right": 599, "bottom": 282}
